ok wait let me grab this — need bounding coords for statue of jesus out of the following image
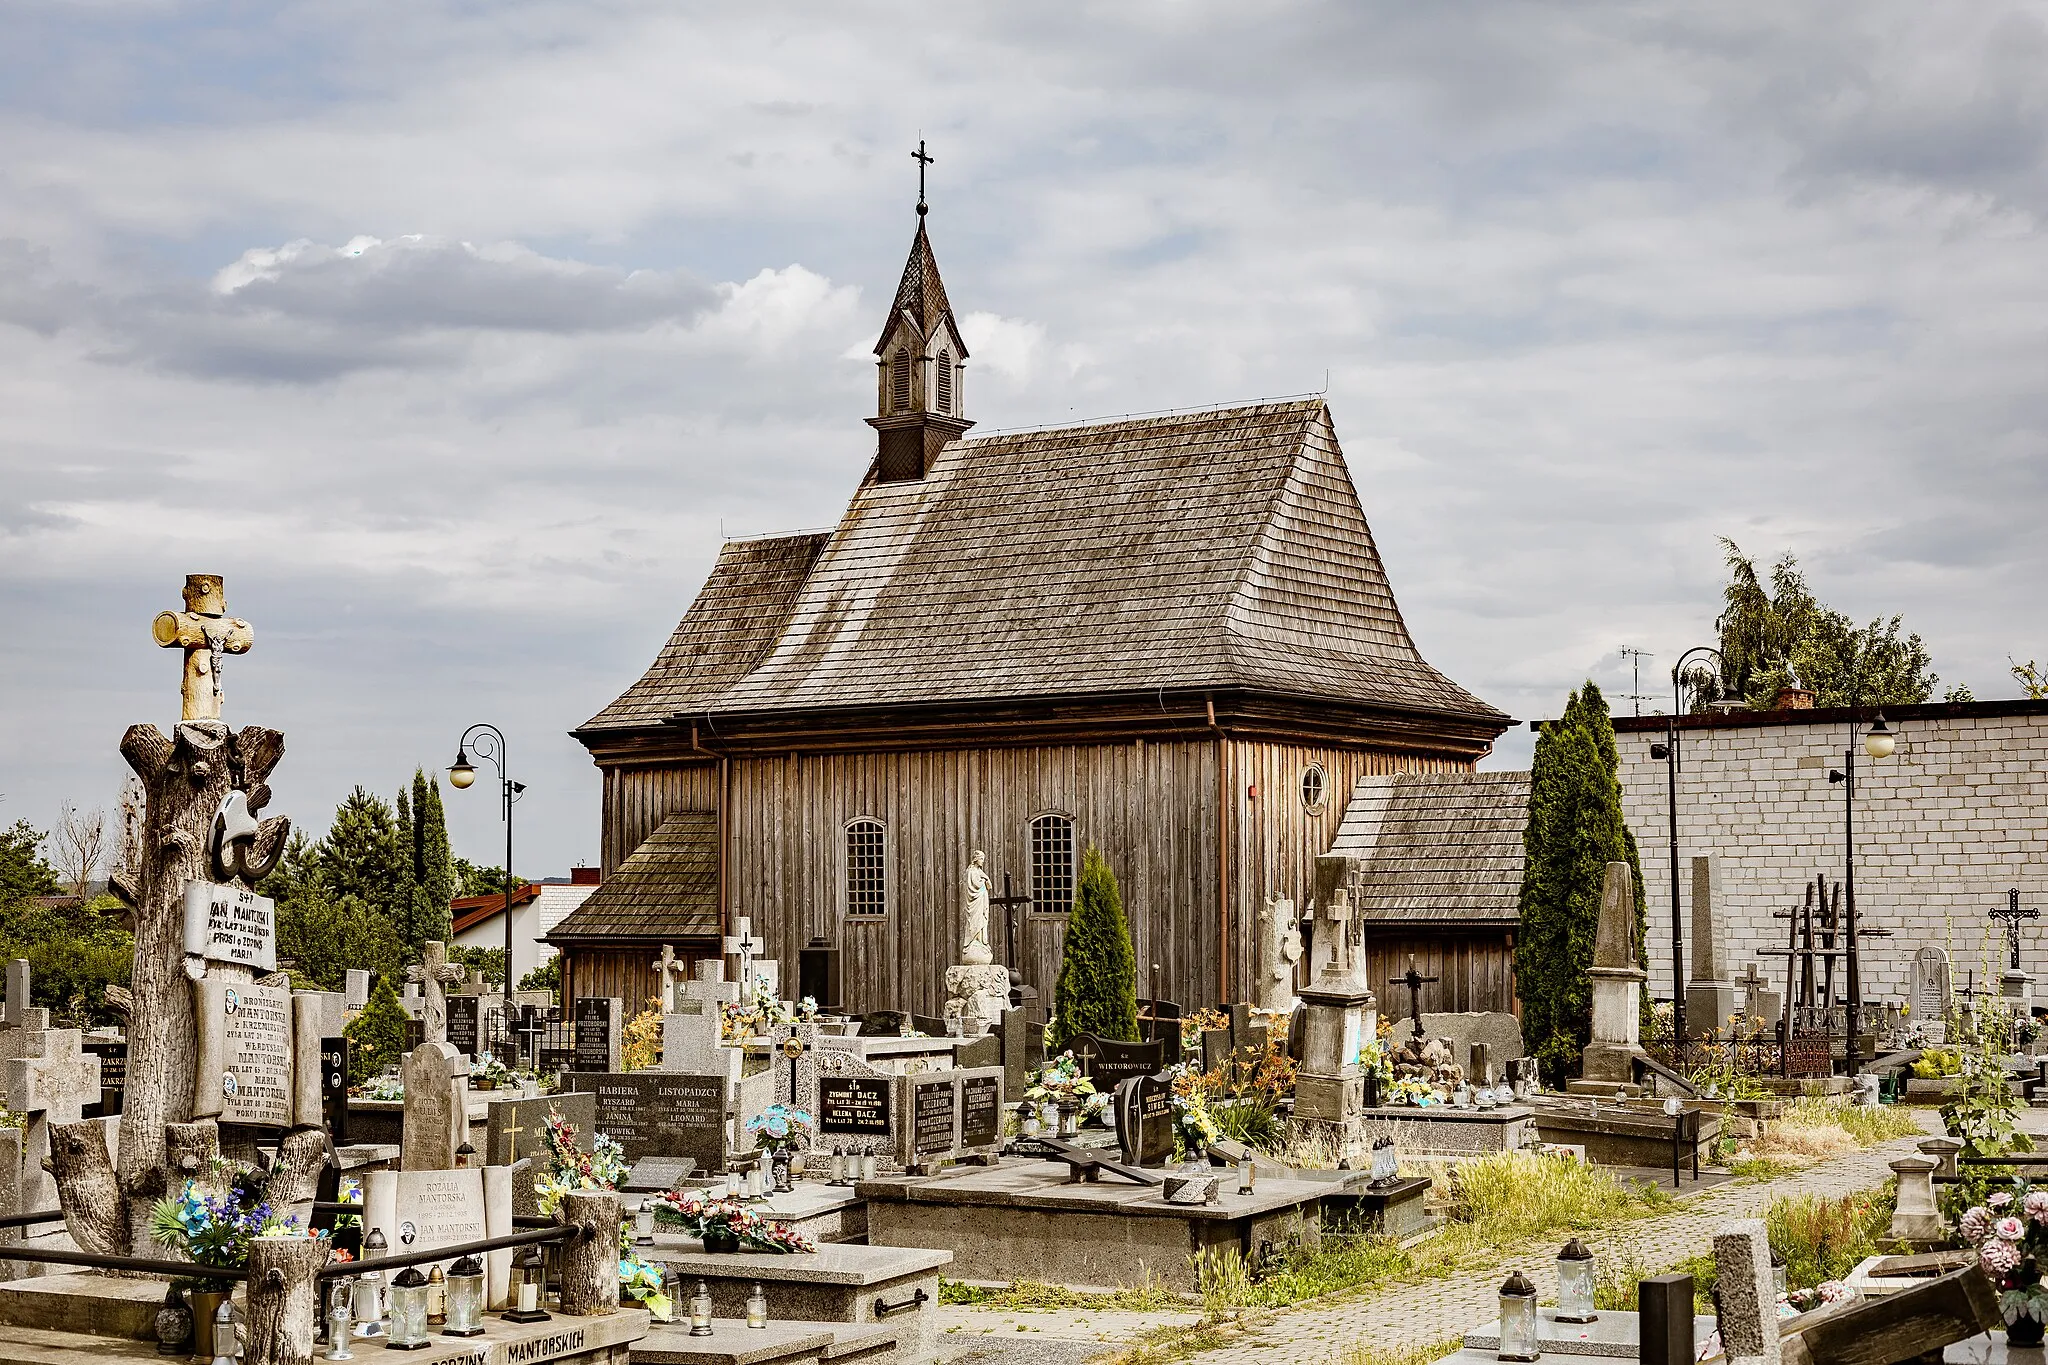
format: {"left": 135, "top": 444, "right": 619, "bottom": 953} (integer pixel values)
{"left": 962, "top": 851, "right": 993, "bottom": 965}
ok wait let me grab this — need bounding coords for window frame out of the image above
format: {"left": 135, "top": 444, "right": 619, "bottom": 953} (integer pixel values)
{"left": 1027, "top": 811, "right": 1076, "bottom": 917}
{"left": 1301, "top": 764, "right": 1329, "bottom": 813}
{"left": 890, "top": 348, "right": 912, "bottom": 413}
{"left": 844, "top": 817, "right": 888, "bottom": 920}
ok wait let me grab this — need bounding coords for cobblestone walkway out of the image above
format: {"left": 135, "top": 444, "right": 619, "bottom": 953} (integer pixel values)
{"left": 938, "top": 1109, "right": 1955, "bottom": 1365}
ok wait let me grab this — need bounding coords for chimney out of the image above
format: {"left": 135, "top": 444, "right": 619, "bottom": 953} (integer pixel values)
{"left": 1772, "top": 685, "right": 1815, "bottom": 711}
{"left": 571, "top": 865, "right": 601, "bottom": 886}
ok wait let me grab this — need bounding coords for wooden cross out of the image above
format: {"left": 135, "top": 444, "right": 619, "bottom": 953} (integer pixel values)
{"left": 989, "top": 874, "right": 1032, "bottom": 972}
{"left": 405, "top": 940, "right": 467, "bottom": 1046}
{"left": 1991, "top": 889, "right": 2039, "bottom": 971}
{"left": 724, "top": 918, "right": 766, "bottom": 991}
{"left": 912, "top": 139, "right": 934, "bottom": 207}
{"left": 1389, "top": 955, "right": 1438, "bottom": 1040}
{"left": 151, "top": 574, "right": 253, "bottom": 722}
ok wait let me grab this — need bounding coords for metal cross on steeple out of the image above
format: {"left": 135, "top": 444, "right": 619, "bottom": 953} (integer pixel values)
{"left": 1991, "top": 888, "right": 2039, "bottom": 972}
{"left": 912, "top": 139, "right": 934, "bottom": 214}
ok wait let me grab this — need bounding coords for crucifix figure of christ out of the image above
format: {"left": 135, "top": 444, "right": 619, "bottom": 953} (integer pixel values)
{"left": 1389, "top": 955, "right": 1437, "bottom": 1041}
{"left": 151, "top": 574, "right": 253, "bottom": 723}
{"left": 406, "top": 940, "right": 467, "bottom": 1046}
{"left": 1992, "top": 889, "right": 2039, "bottom": 972}
{"left": 724, "top": 918, "right": 767, "bottom": 994}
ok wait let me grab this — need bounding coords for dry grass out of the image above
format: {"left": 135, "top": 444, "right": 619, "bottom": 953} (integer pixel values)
{"left": 1753, "top": 1121, "right": 1859, "bottom": 1159}
{"left": 941, "top": 1277, "right": 1186, "bottom": 1313}
{"left": 1334, "top": 1336, "right": 1465, "bottom": 1365}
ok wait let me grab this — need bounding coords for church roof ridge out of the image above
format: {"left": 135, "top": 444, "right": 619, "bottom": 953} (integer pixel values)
{"left": 966, "top": 393, "right": 1329, "bottom": 442}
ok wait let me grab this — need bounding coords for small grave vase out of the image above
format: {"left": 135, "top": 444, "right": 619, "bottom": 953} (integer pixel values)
{"left": 772, "top": 1153, "right": 793, "bottom": 1192}
{"left": 1496, "top": 1270, "right": 1541, "bottom": 1362}
{"left": 703, "top": 1226, "right": 743, "bottom": 1254}
{"left": 1554, "top": 1239, "right": 1597, "bottom": 1324}
{"left": 2009, "top": 1315, "right": 2046, "bottom": 1348}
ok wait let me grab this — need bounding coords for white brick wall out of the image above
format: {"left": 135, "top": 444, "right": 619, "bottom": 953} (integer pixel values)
{"left": 1618, "top": 709, "right": 2048, "bottom": 1008}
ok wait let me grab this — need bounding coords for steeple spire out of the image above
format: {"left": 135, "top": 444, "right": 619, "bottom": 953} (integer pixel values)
{"left": 868, "top": 144, "right": 972, "bottom": 483}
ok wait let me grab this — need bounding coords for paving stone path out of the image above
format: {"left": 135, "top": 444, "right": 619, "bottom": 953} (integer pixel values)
{"left": 938, "top": 1109, "right": 1963, "bottom": 1365}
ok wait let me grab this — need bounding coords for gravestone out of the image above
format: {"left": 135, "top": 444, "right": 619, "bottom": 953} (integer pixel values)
{"left": 446, "top": 994, "right": 481, "bottom": 1058}
{"left": 661, "top": 993, "right": 741, "bottom": 1081}
{"left": 81, "top": 1037, "right": 127, "bottom": 1118}
{"left": 818, "top": 1047, "right": 896, "bottom": 1163}
{"left": 2, "top": 995, "right": 102, "bottom": 1212}
{"left": 401, "top": 1041, "right": 469, "bottom": 1171}
{"left": 909, "top": 1075, "right": 959, "bottom": 1163}
{"left": 1071, "top": 1034, "right": 1165, "bottom": 1091}
{"left": 361, "top": 1165, "right": 516, "bottom": 1308}
{"left": 1418, "top": 1012, "right": 1524, "bottom": 1066}
{"left": 573, "top": 996, "right": 622, "bottom": 1073}
{"left": 1684, "top": 856, "right": 1738, "bottom": 1038}
{"left": 565, "top": 1070, "right": 730, "bottom": 1168}
{"left": 1733, "top": 963, "right": 1782, "bottom": 1033}
{"left": 1712, "top": 1219, "right": 1780, "bottom": 1365}
{"left": 0, "top": 1127, "right": 20, "bottom": 1283}
{"left": 992, "top": 1008, "right": 1032, "bottom": 1099}
{"left": 1912, "top": 947, "right": 1951, "bottom": 1044}
{"left": 960, "top": 1073, "right": 1003, "bottom": 1150}
{"left": 320, "top": 1036, "right": 351, "bottom": 1143}
{"left": 894, "top": 1066, "right": 1005, "bottom": 1171}
{"left": 1578, "top": 862, "right": 1647, "bottom": 1088}
{"left": 181, "top": 878, "right": 277, "bottom": 976}
{"left": 192, "top": 978, "right": 292, "bottom": 1126}
{"left": 485, "top": 1091, "right": 597, "bottom": 1167}
{"left": 1113, "top": 1074, "right": 1175, "bottom": 1166}
{"left": 1257, "top": 896, "right": 1303, "bottom": 1013}
{"left": 345, "top": 969, "right": 371, "bottom": 1013}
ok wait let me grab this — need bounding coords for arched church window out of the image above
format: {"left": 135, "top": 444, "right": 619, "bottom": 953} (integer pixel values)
{"left": 1029, "top": 813, "right": 1074, "bottom": 916}
{"left": 846, "top": 819, "right": 887, "bottom": 918}
{"left": 935, "top": 350, "right": 954, "bottom": 413}
{"left": 890, "top": 348, "right": 912, "bottom": 412}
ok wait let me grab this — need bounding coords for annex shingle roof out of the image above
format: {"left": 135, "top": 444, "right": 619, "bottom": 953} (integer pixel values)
{"left": 582, "top": 398, "right": 1505, "bottom": 732}
{"left": 544, "top": 813, "right": 719, "bottom": 942}
{"left": 1328, "top": 770, "right": 1530, "bottom": 924}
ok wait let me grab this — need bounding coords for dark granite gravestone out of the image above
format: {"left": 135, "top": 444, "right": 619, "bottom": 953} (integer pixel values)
{"left": 1138, "top": 999, "right": 1184, "bottom": 1068}
{"left": 446, "top": 995, "right": 480, "bottom": 1056}
{"left": 484, "top": 1090, "right": 597, "bottom": 1167}
{"left": 572, "top": 996, "right": 621, "bottom": 1073}
{"left": 1200, "top": 1027, "right": 1232, "bottom": 1074}
{"left": 1114, "top": 1074, "right": 1176, "bottom": 1167}
{"left": 564, "top": 1071, "right": 728, "bottom": 1167}
{"left": 858, "top": 1011, "right": 906, "bottom": 1038}
{"left": 911, "top": 1076, "right": 959, "bottom": 1158}
{"left": 911, "top": 1014, "right": 952, "bottom": 1038}
{"left": 320, "top": 1036, "right": 350, "bottom": 1143}
{"left": 82, "top": 1038, "right": 127, "bottom": 1118}
{"left": 821, "top": 1076, "right": 892, "bottom": 1138}
{"left": 961, "top": 1074, "right": 1002, "bottom": 1149}
{"left": 1072, "top": 1034, "right": 1165, "bottom": 1090}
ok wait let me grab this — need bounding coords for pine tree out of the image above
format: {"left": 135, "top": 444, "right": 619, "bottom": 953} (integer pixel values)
{"left": 345, "top": 972, "right": 411, "bottom": 1084}
{"left": 1515, "top": 682, "right": 1645, "bottom": 1083}
{"left": 316, "top": 787, "right": 407, "bottom": 920}
{"left": 412, "top": 770, "right": 454, "bottom": 945}
{"left": 1051, "top": 845, "right": 1139, "bottom": 1049}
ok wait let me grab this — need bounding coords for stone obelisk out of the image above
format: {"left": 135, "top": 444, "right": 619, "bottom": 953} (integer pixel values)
{"left": 1573, "top": 861, "right": 1648, "bottom": 1094}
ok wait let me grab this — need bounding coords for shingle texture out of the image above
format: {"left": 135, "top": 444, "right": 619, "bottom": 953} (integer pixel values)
{"left": 874, "top": 219, "right": 965, "bottom": 357}
{"left": 545, "top": 812, "right": 720, "bottom": 941}
{"left": 582, "top": 399, "right": 1504, "bottom": 732}
{"left": 1328, "top": 770, "right": 1530, "bottom": 924}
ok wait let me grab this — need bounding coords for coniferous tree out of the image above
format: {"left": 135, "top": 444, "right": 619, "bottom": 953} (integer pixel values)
{"left": 316, "top": 787, "right": 407, "bottom": 920}
{"left": 394, "top": 785, "right": 419, "bottom": 946}
{"left": 1051, "top": 845, "right": 1139, "bottom": 1049}
{"left": 411, "top": 769, "right": 455, "bottom": 945}
{"left": 1515, "top": 682, "right": 1645, "bottom": 1083}
{"left": 345, "top": 972, "right": 411, "bottom": 1083}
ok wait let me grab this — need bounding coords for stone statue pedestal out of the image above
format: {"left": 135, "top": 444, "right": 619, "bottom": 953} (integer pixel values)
{"left": 942, "top": 964, "right": 1011, "bottom": 1037}
{"left": 1289, "top": 984, "right": 1373, "bottom": 1163}
{"left": 1576, "top": 964, "right": 1648, "bottom": 1089}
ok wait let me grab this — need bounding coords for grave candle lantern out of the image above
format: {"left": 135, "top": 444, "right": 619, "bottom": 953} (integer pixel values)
{"left": 442, "top": 1255, "right": 487, "bottom": 1337}
{"left": 506, "top": 1244, "right": 553, "bottom": 1322}
{"left": 689, "top": 1280, "right": 715, "bottom": 1337}
{"left": 353, "top": 1230, "right": 388, "bottom": 1337}
{"left": 635, "top": 1203, "right": 657, "bottom": 1244}
{"left": 1496, "top": 1270, "right": 1541, "bottom": 1362}
{"left": 325, "top": 1280, "right": 355, "bottom": 1361}
{"left": 1554, "top": 1239, "right": 1597, "bottom": 1324}
{"left": 454, "top": 1141, "right": 475, "bottom": 1169}
{"left": 1771, "top": 1250, "right": 1788, "bottom": 1299}
{"left": 426, "top": 1266, "right": 446, "bottom": 1326}
{"left": 1237, "top": 1155, "right": 1256, "bottom": 1195}
{"left": 386, "top": 1268, "right": 432, "bottom": 1350}
{"left": 747, "top": 1283, "right": 769, "bottom": 1328}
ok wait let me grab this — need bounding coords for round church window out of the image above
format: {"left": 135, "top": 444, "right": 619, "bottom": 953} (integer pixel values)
{"left": 1301, "top": 765, "right": 1327, "bottom": 811}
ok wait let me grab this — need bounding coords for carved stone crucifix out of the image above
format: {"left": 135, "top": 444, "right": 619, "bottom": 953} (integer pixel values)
{"left": 652, "top": 944, "right": 688, "bottom": 1012}
{"left": 406, "top": 940, "right": 467, "bottom": 1046}
{"left": 151, "top": 575, "right": 253, "bottom": 723}
{"left": 723, "top": 917, "right": 766, "bottom": 992}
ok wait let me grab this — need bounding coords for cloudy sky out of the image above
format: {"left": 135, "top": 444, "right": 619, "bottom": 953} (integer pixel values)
{"left": 5, "top": 2, "right": 2047, "bottom": 876}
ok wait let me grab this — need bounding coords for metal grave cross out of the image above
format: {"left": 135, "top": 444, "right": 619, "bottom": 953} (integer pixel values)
{"left": 1389, "top": 955, "right": 1438, "bottom": 1040}
{"left": 151, "top": 574, "right": 254, "bottom": 723}
{"left": 1991, "top": 889, "right": 2040, "bottom": 972}
{"left": 724, "top": 918, "right": 767, "bottom": 992}
{"left": 406, "top": 940, "right": 467, "bottom": 1046}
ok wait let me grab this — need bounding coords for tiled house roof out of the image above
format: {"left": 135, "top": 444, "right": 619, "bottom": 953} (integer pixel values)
{"left": 1328, "top": 770, "right": 1530, "bottom": 924}
{"left": 544, "top": 813, "right": 720, "bottom": 942}
{"left": 581, "top": 399, "right": 1503, "bottom": 733}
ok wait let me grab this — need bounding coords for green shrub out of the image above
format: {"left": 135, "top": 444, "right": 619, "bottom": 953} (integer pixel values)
{"left": 344, "top": 974, "right": 410, "bottom": 1084}
{"left": 1051, "top": 845, "right": 1138, "bottom": 1048}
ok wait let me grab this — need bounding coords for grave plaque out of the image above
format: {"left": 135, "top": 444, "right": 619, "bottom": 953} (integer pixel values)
{"left": 82, "top": 1038, "right": 127, "bottom": 1119}
{"left": 912, "top": 1077, "right": 958, "bottom": 1157}
{"left": 1072, "top": 1034, "right": 1165, "bottom": 1090}
{"left": 320, "top": 1036, "right": 351, "bottom": 1143}
{"left": 960, "top": 1075, "right": 1002, "bottom": 1149}
{"left": 181, "top": 879, "right": 277, "bottom": 974}
{"left": 1913, "top": 947, "right": 1951, "bottom": 1043}
{"left": 573, "top": 996, "right": 621, "bottom": 1073}
{"left": 485, "top": 1091, "right": 596, "bottom": 1167}
{"left": 566, "top": 1071, "right": 727, "bottom": 1166}
{"left": 446, "top": 995, "right": 481, "bottom": 1058}
{"left": 1114, "top": 1074, "right": 1175, "bottom": 1167}
{"left": 198, "top": 980, "right": 294, "bottom": 1126}
{"left": 820, "top": 1077, "right": 892, "bottom": 1137}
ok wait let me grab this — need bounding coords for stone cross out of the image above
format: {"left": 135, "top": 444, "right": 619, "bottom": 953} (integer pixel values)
{"left": 3, "top": 1025, "right": 102, "bottom": 1213}
{"left": 406, "top": 941, "right": 467, "bottom": 1046}
{"left": 150, "top": 574, "right": 254, "bottom": 723}
{"left": 653, "top": 944, "right": 691, "bottom": 1013}
{"left": 723, "top": 918, "right": 766, "bottom": 992}
{"left": 2, "top": 960, "right": 31, "bottom": 1030}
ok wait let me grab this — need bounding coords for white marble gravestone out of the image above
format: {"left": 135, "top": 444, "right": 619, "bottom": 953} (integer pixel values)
{"left": 1912, "top": 946, "right": 1951, "bottom": 1044}
{"left": 361, "top": 1165, "right": 515, "bottom": 1308}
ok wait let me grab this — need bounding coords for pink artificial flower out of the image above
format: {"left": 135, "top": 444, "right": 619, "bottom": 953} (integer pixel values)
{"left": 1992, "top": 1192, "right": 2016, "bottom": 1210}
{"left": 1964, "top": 1208, "right": 1993, "bottom": 1242}
{"left": 1997, "top": 1217, "right": 2027, "bottom": 1243}
{"left": 2025, "top": 1192, "right": 2048, "bottom": 1224}
{"left": 1984, "top": 1241, "right": 2022, "bottom": 1275}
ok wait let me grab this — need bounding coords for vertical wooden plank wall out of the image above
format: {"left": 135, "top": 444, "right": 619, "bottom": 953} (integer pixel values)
{"left": 602, "top": 763, "right": 721, "bottom": 874}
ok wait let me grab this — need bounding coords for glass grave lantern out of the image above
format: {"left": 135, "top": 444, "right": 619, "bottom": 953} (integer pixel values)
{"left": 324, "top": 1280, "right": 354, "bottom": 1361}
{"left": 688, "top": 1280, "right": 715, "bottom": 1337}
{"left": 506, "top": 1244, "right": 553, "bottom": 1322}
{"left": 1496, "top": 1270, "right": 1541, "bottom": 1362}
{"left": 442, "top": 1255, "right": 487, "bottom": 1337}
{"left": 352, "top": 1229, "right": 388, "bottom": 1338}
{"left": 746, "top": 1282, "right": 769, "bottom": 1329}
{"left": 1554, "top": 1239, "right": 1597, "bottom": 1324}
{"left": 385, "top": 1267, "right": 432, "bottom": 1350}
{"left": 634, "top": 1202, "right": 657, "bottom": 1245}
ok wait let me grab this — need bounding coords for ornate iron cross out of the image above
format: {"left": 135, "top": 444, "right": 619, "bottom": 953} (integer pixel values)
{"left": 1389, "top": 955, "right": 1438, "bottom": 1040}
{"left": 1991, "top": 888, "right": 2039, "bottom": 971}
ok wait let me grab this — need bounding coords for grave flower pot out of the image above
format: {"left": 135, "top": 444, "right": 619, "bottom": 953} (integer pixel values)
{"left": 2011, "top": 1317, "right": 2047, "bottom": 1348}
{"left": 188, "top": 1289, "right": 232, "bottom": 1358}
{"left": 703, "top": 1228, "right": 742, "bottom": 1254}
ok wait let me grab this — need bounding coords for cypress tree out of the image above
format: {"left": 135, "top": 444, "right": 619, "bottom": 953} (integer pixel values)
{"left": 395, "top": 785, "right": 419, "bottom": 948}
{"left": 345, "top": 972, "right": 411, "bottom": 1084}
{"left": 411, "top": 769, "right": 454, "bottom": 945}
{"left": 1515, "top": 682, "right": 1645, "bottom": 1083}
{"left": 1052, "top": 845, "right": 1139, "bottom": 1049}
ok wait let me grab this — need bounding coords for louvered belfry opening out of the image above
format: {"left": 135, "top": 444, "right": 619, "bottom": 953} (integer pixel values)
{"left": 868, "top": 213, "right": 973, "bottom": 483}
{"left": 935, "top": 350, "right": 953, "bottom": 413}
{"left": 890, "top": 348, "right": 912, "bottom": 412}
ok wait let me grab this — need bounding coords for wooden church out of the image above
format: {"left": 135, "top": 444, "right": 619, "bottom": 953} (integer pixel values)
{"left": 552, "top": 201, "right": 1513, "bottom": 1018}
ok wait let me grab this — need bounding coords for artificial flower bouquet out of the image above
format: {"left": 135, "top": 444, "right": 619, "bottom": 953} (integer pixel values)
{"left": 1025, "top": 1053, "right": 1096, "bottom": 1108}
{"left": 747, "top": 1104, "right": 816, "bottom": 1155}
{"left": 618, "top": 1251, "right": 673, "bottom": 1319}
{"left": 534, "top": 1110, "right": 629, "bottom": 1216}
{"left": 1387, "top": 1076, "right": 1440, "bottom": 1108}
{"left": 150, "top": 1180, "right": 311, "bottom": 1281}
{"left": 645, "top": 1190, "right": 817, "bottom": 1254}
{"left": 1963, "top": 1185, "right": 2048, "bottom": 1333}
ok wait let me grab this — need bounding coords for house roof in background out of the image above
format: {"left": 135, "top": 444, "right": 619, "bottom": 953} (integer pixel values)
{"left": 1328, "top": 770, "right": 1530, "bottom": 925}
{"left": 544, "top": 812, "right": 720, "bottom": 942}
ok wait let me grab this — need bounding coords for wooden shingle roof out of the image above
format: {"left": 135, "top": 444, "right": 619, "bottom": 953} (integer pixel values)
{"left": 581, "top": 398, "right": 1504, "bottom": 733}
{"left": 1328, "top": 771, "right": 1530, "bottom": 925}
{"left": 544, "top": 813, "right": 719, "bottom": 942}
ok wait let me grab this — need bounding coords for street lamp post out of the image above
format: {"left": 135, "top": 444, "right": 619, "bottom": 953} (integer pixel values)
{"left": 1829, "top": 702, "right": 1894, "bottom": 1076}
{"left": 1649, "top": 645, "right": 1724, "bottom": 1043}
{"left": 449, "top": 724, "right": 525, "bottom": 1008}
